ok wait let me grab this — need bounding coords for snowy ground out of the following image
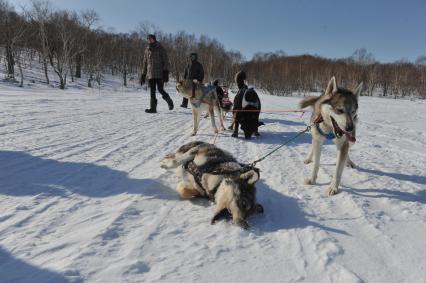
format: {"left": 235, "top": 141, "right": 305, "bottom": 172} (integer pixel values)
{"left": 0, "top": 76, "right": 425, "bottom": 283}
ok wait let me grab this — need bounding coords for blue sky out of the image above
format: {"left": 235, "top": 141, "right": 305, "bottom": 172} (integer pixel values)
{"left": 11, "top": 0, "right": 426, "bottom": 62}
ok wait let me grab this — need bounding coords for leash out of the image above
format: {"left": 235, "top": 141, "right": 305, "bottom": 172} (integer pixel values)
{"left": 206, "top": 108, "right": 313, "bottom": 170}
{"left": 232, "top": 109, "right": 309, "bottom": 113}
{"left": 247, "top": 125, "right": 312, "bottom": 168}
{"left": 211, "top": 132, "right": 219, "bottom": 145}
{"left": 200, "top": 124, "right": 313, "bottom": 176}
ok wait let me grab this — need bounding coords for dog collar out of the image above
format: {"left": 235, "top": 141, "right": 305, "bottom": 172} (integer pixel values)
{"left": 315, "top": 123, "right": 336, "bottom": 140}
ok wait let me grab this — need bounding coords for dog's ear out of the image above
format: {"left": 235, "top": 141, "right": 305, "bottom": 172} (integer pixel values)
{"left": 325, "top": 76, "right": 338, "bottom": 95}
{"left": 354, "top": 82, "right": 363, "bottom": 100}
{"left": 240, "top": 169, "right": 259, "bottom": 185}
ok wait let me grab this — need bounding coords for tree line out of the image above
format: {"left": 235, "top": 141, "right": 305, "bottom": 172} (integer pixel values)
{"left": 1, "top": 0, "right": 425, "bottom": 98}
{"left": 0, "top": 0, "right": 242, "bottom": 89}
{"left": 243, "top": 49, "right": 426, "bottom": 99}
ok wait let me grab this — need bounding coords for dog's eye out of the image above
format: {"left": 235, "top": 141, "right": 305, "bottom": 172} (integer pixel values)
{"left": 336, "top": 109, "right": 344, "bottom": 114}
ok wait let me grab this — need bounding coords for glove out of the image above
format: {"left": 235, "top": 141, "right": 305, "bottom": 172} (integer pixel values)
{"left": 140, "top": 73, "right": 146, "bottom": 85}
{"left": 163, "top": 70, "right": 169, "bottom": 83}
{"left": 192, "top": 79, "right": 199, "bottom": 84}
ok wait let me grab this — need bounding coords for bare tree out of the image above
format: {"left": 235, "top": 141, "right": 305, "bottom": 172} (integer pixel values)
{"left": 74, "top": 9, "right": 99, "bottom": 79}
{"left": 29, "top": 0, "right": 52, "bottom": 84}
{"left": 0, "top": 0, "right": 27, "bottom": 80}
{"left": 47, "top": 10, "right": 81, "bottom": 89}
{"left": 2, "top": 1, "right": 424, "bottom": 98}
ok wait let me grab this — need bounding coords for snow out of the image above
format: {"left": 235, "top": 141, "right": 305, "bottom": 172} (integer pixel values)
{"left": 0, "top": 75, "right": 425, "bottom": 283}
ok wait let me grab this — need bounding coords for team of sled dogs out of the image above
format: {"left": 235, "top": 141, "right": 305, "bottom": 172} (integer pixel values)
{"left": 164, "top": 76, "right": 361, "bottom": 228}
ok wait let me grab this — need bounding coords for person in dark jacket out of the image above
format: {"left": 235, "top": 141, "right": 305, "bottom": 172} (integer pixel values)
{"left": 232, "top": 71, "right": 262, "bottom": 139}
{"left": 180, "top": 52, "right": 204, "bottom": 108}
{"left": 141, "top": 34, "right": 174, "bottom": 113}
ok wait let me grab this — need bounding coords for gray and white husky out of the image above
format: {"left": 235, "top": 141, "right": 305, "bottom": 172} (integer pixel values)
{"left": 176, "top": 80, "right": 225, "bottom": 136}
{"left": 160, "top": 141, "right": 263, "bottom": 229}
{"left": 300, "top": 77, "right": 362, "bottom": 196}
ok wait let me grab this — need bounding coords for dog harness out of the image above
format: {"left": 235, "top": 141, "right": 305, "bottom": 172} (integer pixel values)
{"left": 315, "top": 123, "right": 336, "bottom": 140}
{"left": 313, "top": 115, "right": 336, "bottom": 140}
{"left": 183, "top": 160, "right": 223, "bottom": 200}
{"left": 183, "top": 160, "right": 256, "bottom": 200}
{"left": 190, "top": 85, "right": 217, "bottom": 108}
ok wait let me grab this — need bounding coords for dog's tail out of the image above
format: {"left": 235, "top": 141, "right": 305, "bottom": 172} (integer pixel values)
{"left": 160, "top": 151, "right": 196, "bottom": 170}
{"left": 160, "top": 142, "right": 207, "bottom": 170}
{"left": 300, "top": 96, "right": 320, "bottom": 109}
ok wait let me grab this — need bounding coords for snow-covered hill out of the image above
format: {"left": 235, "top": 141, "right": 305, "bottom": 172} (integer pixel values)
{"left": 0, "top": 78, "right": 425, "bottom": 283}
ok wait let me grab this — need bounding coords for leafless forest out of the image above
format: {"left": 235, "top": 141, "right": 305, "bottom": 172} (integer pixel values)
{"left": 1, "top": 0, "right": 425, "bottom": 98}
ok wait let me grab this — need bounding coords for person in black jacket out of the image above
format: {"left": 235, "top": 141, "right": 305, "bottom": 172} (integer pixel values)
{"left": 232, "top": 71, "right": 262, "bottom": 139}
{"left": 180, "top": 52, "right": 204, "bottom": 108}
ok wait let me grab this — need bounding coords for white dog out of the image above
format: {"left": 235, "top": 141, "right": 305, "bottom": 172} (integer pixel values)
{"left": 300, "top": 77, "right": 362, "bottom": 195}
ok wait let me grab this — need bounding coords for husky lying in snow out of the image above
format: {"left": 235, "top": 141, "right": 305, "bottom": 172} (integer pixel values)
{"left": 160, "top": 141, "right": 263, "bottom": 229}
{"left": 176, "top": 80, "right": 225, "bottom": 136}
{"left": 300, "top": 77, "right": 362, "bottom": 196}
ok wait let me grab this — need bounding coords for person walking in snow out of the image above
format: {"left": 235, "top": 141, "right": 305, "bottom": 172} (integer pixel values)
{"left": 180, "top": 52, "right": 204, "bottom": 108}
{"left": 141, "top": 34, "right": 174, "bottom": 113}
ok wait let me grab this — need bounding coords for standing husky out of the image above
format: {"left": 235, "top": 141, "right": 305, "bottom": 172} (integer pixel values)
{"left": 300, "top": 77, "right": 362, "bottom": 196}
{"left": 176, "top": 80, "right": 225, "bottom": 136}
{"left": 160, "top": 141, "right": 263, "bottom": 229}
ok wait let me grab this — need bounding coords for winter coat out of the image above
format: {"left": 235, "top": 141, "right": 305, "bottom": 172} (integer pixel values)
{"left": 233, "top": 85, "right": 247, "bottom": 110}
{"left": 184, "top": 60, "right": 204, "bottom": 82}
{"left": 142, "top": 42, "right": 169, "bottom": 80}
{"left": 233, "top": 85, "right": 261, "bottom": 121}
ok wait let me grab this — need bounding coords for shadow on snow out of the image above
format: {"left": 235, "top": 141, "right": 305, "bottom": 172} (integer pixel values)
{"left": 251, "top": 181, "right": 351, "bottom": 236}
{"left": 356, "top": 166, "right": 426, "bottom": 186}
{"left": 1, "top": 150, "right": 351, "bottom": 236}
{"left": 0, "top": 246, "right": 82, "bottom": 283}
{"left": 346, "top": 187, "right": 426, "bottom": 204}
{"left": 0, "top": 150, "right": 177, "bottom": 200}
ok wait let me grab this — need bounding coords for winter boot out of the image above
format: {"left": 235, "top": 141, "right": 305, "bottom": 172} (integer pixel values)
{"left": 180, "top": 98, "right": 188, "bottom": 108}
{"left": 163, "top": 95, "right": 174, "bottom": 110}
{"left": 145, "top": 98, "right": 157, "bottom": 113}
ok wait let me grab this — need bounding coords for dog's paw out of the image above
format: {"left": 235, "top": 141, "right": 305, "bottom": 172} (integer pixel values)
{"left": 327, "top": 186, "right": 339, "bottom": 196}
{"left": 304, "top": 178, "right": 316, "bottom": 185}
{"left": 304, "top": 159, "right": 312, "bottom": 164}
{"left": 191, "top": 132, "right": 197, "bottom": 136}
{"left": 346, "top": 159, "right": 356, "bottom": 168}
{"left": 214, "top": 128, "right": 219, "bottom": 134}
{"left": 231, "top": 132, "right": 238, "bottom": 138}
{"left": 236, "top": 219, "right": 250, "bottom": 230}
{"left": 160, "top": 156, "right": 176, "bottom": 169}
